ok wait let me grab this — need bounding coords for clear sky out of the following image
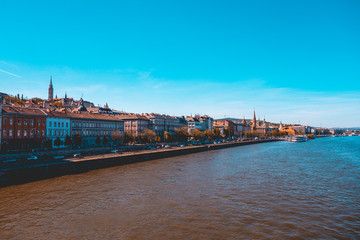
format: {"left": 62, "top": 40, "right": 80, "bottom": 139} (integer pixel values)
{"left": 1, "top": 0, "right": 359, "bottom": 128}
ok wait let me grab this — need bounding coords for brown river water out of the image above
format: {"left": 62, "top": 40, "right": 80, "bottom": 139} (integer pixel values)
{"left": 1, "top": 137, "right": 359, "bottom": 239}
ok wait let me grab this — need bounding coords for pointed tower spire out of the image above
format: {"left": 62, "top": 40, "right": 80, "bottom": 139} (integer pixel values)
{"left": 48, "top": 76, "right": 54, "bottom": 101}
{"left": 65, "top": 92, "right": 67, "bottom": 99}
{"left": 252, "top": 109, "right": 257, "bottom": 130}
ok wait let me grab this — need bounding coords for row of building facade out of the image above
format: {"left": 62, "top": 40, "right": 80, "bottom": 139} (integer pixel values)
{"left": 1, "top": 96, "right": 220, "bottom": 151}
{"left": 1, "top": 97, "right": 316, "bottom": 152}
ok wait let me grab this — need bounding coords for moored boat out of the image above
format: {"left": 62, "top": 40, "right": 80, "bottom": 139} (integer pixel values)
{"left": 290, "top": 135, "right": 307, "bottom": 142}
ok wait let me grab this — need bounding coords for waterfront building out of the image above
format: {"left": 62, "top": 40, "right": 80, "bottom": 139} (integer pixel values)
{"left": 177, "top": 116, "right": 188, "bottom": 129}
{"left": 186, "top": 115, "right": 214, "bottom": 133}
{"left": 329, "top": 129, "right": 344, "bottom": 135}
{"left": 69, "top": 112, "right": 124, "bottom": 147}
{"left": 213, "top": 119, "right": 245, "bottom": 138}
{"left": 119, "top": 115, "right": 150, "bottom": 138}
{"left": 279, "top": 126, "right": 296, "bottom": 135}
{"left": 213, "top": 120, "right": 235, "bottom": 137}
{"left": 186, "top": 116, "right": 202, "bottom": 133}
{"left": 278, "top": 124, "right": 311, "bottom": 135}
{"left": 164, "top": 115, "right": 180, "bottom": 132}
{"left": 288, "top": 125, "right": 311, "bottom": 134}
{"left": 143, "top": 113, "right": 165, "bottom": 137}
{"left": 233, "top": 123, "right": 245, "bottom": 137}
{"left": 46, "top": 112, "right": 71, "bottom": 148}
{"left": 142, "top": 113, "right": 180, "bottom": 138}
{"left": 1, "top": 105, "right": 47, "bottom": 152}
{"left": 198, "top": 115, "right": 214, "bottom": 131}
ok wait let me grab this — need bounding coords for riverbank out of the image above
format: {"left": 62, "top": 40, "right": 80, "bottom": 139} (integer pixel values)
{"left": 0, "top": 139, "right": 281, "bottom": 188}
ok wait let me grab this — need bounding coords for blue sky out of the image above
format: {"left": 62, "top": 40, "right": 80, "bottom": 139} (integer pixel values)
{"left": 1, "top": 0, "right": 359, "bottom": 127}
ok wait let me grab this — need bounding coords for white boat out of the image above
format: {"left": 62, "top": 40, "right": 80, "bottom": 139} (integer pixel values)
{"left": 290, "top": 135, "right": 307, "bottom": 142}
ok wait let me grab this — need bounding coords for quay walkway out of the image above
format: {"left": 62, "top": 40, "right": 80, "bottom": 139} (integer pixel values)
{"left": 0, "top": 139, "right": 281, "bottom": 187}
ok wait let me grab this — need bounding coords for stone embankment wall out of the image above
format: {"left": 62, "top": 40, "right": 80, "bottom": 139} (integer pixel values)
{"left": 0, "top": 139, "right": 280, "bottom": 188}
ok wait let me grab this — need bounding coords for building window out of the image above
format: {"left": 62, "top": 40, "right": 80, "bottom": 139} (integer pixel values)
{"left": 30, "top": 129, "right": 35, "bottom": 138}
{"left": 61, "top": 122, "right": 64, "bottom": 127}
{"left": 66, "top": 122, "right": 68, "bottom": 127}
{"left": 2, "top": 129, "right": 7, "bottom": 138}
{"left": 9, "top": 129, "right": 13, "bottom": 138}
{"left": 24, "top": 129, "right": 28, "bottom": 137}
{"left": 43, "top": 120, "right": 46, "bottom": 126}
{"left": 17, "top": 129, "right": 21, "bottom": 137}
{"left": 58, "top": 122, "right": 60, "bottom": 127}
{"left": 9, "top": 118, "right": 13, "bottom": 126}
{"left": 24, "top": 119, "right": 28, "bottom": 126}
{"left": 42, "top": 130, "right": 45, "bottom": 137}
{"left": 17, "top": 119, "right": 22, "bottom": 126}
{"left": 37, "top": 130, "right": 40, "bottom": 137}
{"left": 49, "top": 121, "right": 52, "bottom": 127}
{"left": 3, "top": 117, "right": 7, "bottom": 126}
{"left": 37, "top": 120, "right": 41, "bottom": 127}
{"left": 30, "top": 119, "right": 34, "bottom": 126}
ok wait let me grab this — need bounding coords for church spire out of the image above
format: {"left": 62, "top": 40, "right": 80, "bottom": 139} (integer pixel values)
{"left": 252, "top": 109, "right": 257, "bottom": 130}
{"left": 48, "top": 76, "right": 54, "bottom": 101}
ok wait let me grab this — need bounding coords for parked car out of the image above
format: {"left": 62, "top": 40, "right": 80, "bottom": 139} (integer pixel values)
{"left": 73, "top": 153, "right": 81, "bottom": 158}
{"left": 164, "top": 145, "right": 171, "bottom": 148}
{"left": 111, "top": 149, "right": 120, "bottom": 153}
{"left": 27, "top": 156, "right": 38, "bottom": 161}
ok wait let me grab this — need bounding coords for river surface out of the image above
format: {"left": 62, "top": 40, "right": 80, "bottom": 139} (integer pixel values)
{"left": 1, "top": 137, "right": 359, "bottom": 239}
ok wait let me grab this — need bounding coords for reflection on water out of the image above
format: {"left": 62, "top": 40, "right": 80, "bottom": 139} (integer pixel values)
{"left": 1, "top": 137, "right": 359, "bottom": 239}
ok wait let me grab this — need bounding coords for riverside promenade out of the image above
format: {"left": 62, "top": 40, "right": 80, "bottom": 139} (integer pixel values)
{"left": 0, "top": 139, "right": 281, "bottom": 187}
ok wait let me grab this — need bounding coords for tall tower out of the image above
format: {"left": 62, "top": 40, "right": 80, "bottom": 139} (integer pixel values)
{"left": 48, "top": 76, "right": 54, "bottom": 101}
{"left": 252, "top": 109, "right": 257, "bottom": 130}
